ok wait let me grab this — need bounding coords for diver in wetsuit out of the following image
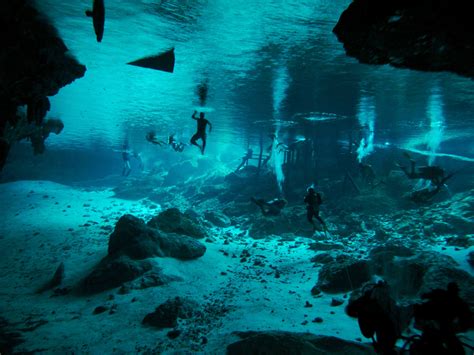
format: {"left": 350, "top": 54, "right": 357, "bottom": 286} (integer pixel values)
{"left": 304, "top": 187, "right": 327, "bottom": 234}
{"left": 397, "top": 154, "right": 446, "bottom": 185}
{"left": 190, "top": 111, "right": 212, "bottom": 155}
{"left": 251, "top": 197, "right": 287, "bottom": 216}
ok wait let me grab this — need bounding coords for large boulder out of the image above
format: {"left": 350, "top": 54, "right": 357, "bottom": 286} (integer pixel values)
{"left": 147, "top": 208, "right": 208, "bottom": 239}
{"left": 227, "top": 331, "right": 375, "bottom": 355}
{"left": 316, "top": 256, "right": 371, "bottom": 293}
{"left": 333, "top": 0, "right": 474, "bottom": 78}
{"left": 110, "top": 214, "right": 206, "bottom": 260}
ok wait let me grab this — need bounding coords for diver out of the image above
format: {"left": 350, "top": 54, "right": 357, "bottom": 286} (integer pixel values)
{"left": 262, "top": 134, "right": 277, "bottom": 167}
{"left": 121, "top": 140, "right": 143, "bottom": 176}
{"left": 304, "top": 186, "right": 327, "bottom": 234}
{"left": 397, "top": 153, "right": 447, "bottom": 185}
{"left": 168, "top": 134, "right": 185, "bottom": 152}
{"left": 146, "top": 131, "right": 166, "bottom": 146}
{"left": 190, "top": 111, "right": 212, "bottom": 155}
{"left": 235, "top": 148, "right": 253, "bottom": 172}
{"left": 251, "top": 197, "right": 287, "bottom": 216}
{"left": 358, "top": 162, "right": 376, "bottom": 186}
{"left": 122, "top": 141, "right": 132, "bottom": 176}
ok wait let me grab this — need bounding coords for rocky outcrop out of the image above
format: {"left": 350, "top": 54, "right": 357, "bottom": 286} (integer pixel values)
{"left": 147, "top": 208, "right": 208, "bottom": 239}
{"left": 316, "top": 256, "right": 371, "bottom": 293}
{"left": 0, "top": 0, "right": 86, "bottom": 169}
{"left": 227, "top": 331, "right": 375, "bottom": 354}
{"left": 81, "top": 214, "right": 206, "bottom": 293}
{"left": 110, "top": 214, "right": 206, "bottom": 260}
{"left": 333, "top": 0, "right": 474, "bottom": 78}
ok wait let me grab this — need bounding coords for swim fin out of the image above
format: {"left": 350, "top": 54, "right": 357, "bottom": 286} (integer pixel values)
{"left": 85, "top": 0, "right": 105, "bottom": 42}
{"left": 127, "top": 48, "right": 175, "bottom": 73}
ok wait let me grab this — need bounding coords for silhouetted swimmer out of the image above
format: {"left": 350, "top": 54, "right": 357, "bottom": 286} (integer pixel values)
{"left": 397, "top": 153, "right": 446, "bottom": 185}
{"left": 190, "top": 110, "right": 212, "bottom": 155}
{"left": 85, "top": 0, "right": 105, "bottom": 42}
{"left": 304, "top": 186, "right": 327, "bottom": 235}
{"left": 251, "top": 197, "right": 287, "bottom": 216}
{"left": 262, "top": 134, "right": 277, "bottom": 167}
{"left": 168, "top": 134, "right": 185, "bottom": 152}
{"left": 359, "top": 162, "right": 376, "bottom": 186}
{"left": 146, "top": 131, "right": 166, "bottom": 146}
{"left": 122, "top": 142, "right": 132, "bottom": 177}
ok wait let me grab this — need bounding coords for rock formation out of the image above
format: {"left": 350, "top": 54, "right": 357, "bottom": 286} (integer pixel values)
{"left": 333, "top": 0, "right": 474, "bottom": 78}
{"left": 0, "top": 0, "right": 86, "bottom": 169}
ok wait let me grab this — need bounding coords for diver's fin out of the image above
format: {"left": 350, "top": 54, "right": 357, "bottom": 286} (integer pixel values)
{"left": 127, "top": 48, "right": 175, "bottom": 73}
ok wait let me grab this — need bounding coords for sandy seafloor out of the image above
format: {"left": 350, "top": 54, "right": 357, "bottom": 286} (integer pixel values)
{"left": 0, "top": 180, "right": 473, "bottom": 354}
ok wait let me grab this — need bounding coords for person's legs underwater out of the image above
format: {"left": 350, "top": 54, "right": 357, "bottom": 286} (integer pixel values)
{"left": 190, "top": 133, "right": 202, "bottom": 152}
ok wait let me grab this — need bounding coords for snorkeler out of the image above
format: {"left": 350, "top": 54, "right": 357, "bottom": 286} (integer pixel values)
{"left": 251, "top": 197, "right": 287, "bottom": 216}
{"left": 235, "top": 148, "right": 253, "bottom": 172}
{"left": 122, "top": 141, "right": 132, "bottom": 176}
{"left": 121, "top": 140, "right": 143, "bottom": 177}
{"left": 168, "top": 134, "right": 185, "bottom": 152}
{"left": 190, "top": 111, "right": 212, "bottom": 155}
{"left": 304, "top": 186, "right": 327, "bottom": 235}
{"left": 146, "top": 131, "right": 166, "bottom": 146}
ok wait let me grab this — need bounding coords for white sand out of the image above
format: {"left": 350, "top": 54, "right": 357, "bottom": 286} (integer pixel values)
{"left": 0, "top": 180, "right": 366, "bottom": 353}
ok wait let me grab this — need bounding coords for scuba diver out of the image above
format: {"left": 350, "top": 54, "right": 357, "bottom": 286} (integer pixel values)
{"left": 190, "top": 110, "right": 212, "bottom": 155}
{"left": 398, "top": 153, "right": 454, "bottom": 203}
{"left": 358, "top": 162, "right": 376, "bottom": 186}
{"left": 168, "top": 134, "right": 185, "bottom": 152}
{"left": 262, "top": 134, "right": 277, "bottom": 167}
{"left": 304, "top": 186, "right": 327, "bottom": 235}
{"left": 397, "top": 153, "right": 447, "bottom": 185}
{"left": 235, "top": 148, "right": 253, "bottom": 172}
{"left": 251, "top": 197, "right": 287, "bottom": 216}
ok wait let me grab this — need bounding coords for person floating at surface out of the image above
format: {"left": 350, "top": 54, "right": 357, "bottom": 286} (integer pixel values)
{"left": 146, "top": 131, "right": 166, "bottom": 146}
{"left": 235, "top": 148, "right": 253, "bottom": 172}
{"left": 168, "top": 134, "right": 185, "bottom": 152}
{"left": 251, "top": 197, "right": 287, "bottom": 216}
{"left": 190, "top": 110, "right": 212, "bottom": 155}
{"left": 304, "top": 186, "right": 327, "bottom": 235}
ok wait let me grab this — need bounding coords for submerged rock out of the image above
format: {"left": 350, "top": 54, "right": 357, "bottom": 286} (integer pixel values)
{"left": 82, "top": 256, "right": 154, "bottom": 293}
{"left": 110, "top": 214, "right": 206, "bottom": 260}
{"left": 316, "top": 257, "right": 371, "bottom": 293}
{"left": 333, "top": 0, "right": 474, "bottom": 78}
{"left": 82, "top": 214, "right": 205, "bottom": 293}
{"left": 142, "top": 297, "right": 198, "bottom": 329}
{"left": 227, "top": 331, "right": 374, "bottom": 354}
{"left": 147, "top": 208, "right": 208, "bottom": 239}
{"left": 204, "top": 210, "right": 231, "bottom": 228}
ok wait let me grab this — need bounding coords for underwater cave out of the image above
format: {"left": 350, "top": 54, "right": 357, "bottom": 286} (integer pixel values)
{"left": 1, "top": 0, "right": 473, "bottom": 353}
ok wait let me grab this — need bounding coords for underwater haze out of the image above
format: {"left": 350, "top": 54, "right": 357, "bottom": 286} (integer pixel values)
{"left": 1, "top": 0, "right": 474, "bottom": 353}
